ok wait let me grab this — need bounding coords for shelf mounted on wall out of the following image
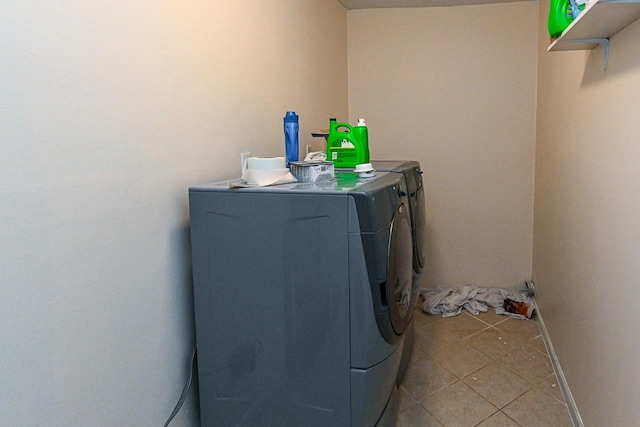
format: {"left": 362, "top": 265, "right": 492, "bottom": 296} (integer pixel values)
{"left": 547, "top": 0, "right": 640, "bottom": 70}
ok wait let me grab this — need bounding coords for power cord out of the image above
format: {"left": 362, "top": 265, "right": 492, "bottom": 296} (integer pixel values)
{"left": 163, "top": 344, "right": 197, "bottom": 427}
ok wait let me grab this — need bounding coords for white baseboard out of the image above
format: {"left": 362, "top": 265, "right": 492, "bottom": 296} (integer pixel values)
{"left": 535, "top": 302, "right": 584, "bottom": 427}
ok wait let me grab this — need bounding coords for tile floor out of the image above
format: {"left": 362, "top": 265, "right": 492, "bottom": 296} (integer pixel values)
{"left": 396, "top": 302, "right": 574, "bottom": 427}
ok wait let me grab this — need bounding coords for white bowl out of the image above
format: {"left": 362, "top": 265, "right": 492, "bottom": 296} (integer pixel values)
{"left": 354, "top": 163, "right": 374, "bottom": 173}
{"left": 358, "top": 170, "right": 375, "bottom": 178}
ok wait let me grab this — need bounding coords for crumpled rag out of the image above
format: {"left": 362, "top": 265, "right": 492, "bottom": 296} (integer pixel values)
{"left": 421, "top": 284, "right": 534, "bottom": 320}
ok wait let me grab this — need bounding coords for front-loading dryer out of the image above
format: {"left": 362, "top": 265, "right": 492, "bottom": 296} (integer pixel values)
{"left": 371, "top": 161, "right": 427, "bottom": 285}
{"left": 189, "top": 171, "right": 412, "bottom": 427}
{"left": 370, "top": 161, "right": 427, "bottom": 385}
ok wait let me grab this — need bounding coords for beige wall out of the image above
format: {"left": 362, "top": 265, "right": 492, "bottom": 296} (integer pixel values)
{"left": 534, "top": 2, "right": 640, "bottom": 425}
{"left": 7, "top": 0, "right": 638, "bottom": 424}
{"left": 0, "top": 1, "right": 347, "bottom": 425}
{"left": 348, "top": 3, "right": 539, "bottom": 289}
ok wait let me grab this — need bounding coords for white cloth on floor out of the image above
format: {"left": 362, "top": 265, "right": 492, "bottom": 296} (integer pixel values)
{"left": 421, "top": 284, "right": 534, "bottom": 319}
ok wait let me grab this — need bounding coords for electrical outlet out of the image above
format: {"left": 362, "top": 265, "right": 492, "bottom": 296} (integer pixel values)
{"left": 241, "top": 152, "right": 251, "bottom": 173}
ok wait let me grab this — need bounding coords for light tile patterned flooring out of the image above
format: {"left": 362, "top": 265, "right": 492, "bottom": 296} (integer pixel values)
{"left": 397, "top": 304, "right": 573, "bottom": 427}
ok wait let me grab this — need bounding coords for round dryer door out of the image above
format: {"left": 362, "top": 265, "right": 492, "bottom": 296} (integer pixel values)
{"left": 388, "top": 202, "right": 414, "bottom": 336}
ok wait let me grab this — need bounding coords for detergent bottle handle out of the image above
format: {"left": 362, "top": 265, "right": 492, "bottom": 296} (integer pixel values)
{"left": 335, "top": 124, "right": 353, "bottom": 133}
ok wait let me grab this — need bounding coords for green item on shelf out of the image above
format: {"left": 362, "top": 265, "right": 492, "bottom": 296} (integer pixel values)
{"left": 548, "top": 0, "right": 574, "bottom": 38}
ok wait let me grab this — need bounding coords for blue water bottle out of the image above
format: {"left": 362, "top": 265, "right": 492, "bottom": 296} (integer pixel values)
{"left": 284, "top": 111, "right": 299, "bottom": 167}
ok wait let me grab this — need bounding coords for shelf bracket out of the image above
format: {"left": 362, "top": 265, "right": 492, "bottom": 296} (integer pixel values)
{"left": 564, "top": 37, "right": 610, "bottom": 69}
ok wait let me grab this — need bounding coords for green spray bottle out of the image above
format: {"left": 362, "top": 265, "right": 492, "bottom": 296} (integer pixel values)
{"left": 326, "top": 118, "right": 370, "bottom": 168}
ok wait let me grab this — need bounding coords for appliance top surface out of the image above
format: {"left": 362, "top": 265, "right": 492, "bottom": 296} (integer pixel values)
{"left": 334, "top": 160, "right": 419, "bottom": 172}
{"left": 371, "top": 160, "right": 420, "bottom": 171}
{"left": 190, "top": 170, "right": 403, "bottom": 196}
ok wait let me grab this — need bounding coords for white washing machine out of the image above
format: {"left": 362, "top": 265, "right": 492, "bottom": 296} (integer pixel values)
{"left": 189, "top": 171, "right": 414, "bottom": 426}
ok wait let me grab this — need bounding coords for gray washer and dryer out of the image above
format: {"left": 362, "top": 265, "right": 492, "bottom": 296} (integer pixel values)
{"left": 188, "top": 164, "right": 425, "bottom": 426}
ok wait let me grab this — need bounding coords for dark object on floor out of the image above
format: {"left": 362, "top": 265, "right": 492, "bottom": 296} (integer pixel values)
{"left": 503, "top": 298, "right": 536, "bottom": 319}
